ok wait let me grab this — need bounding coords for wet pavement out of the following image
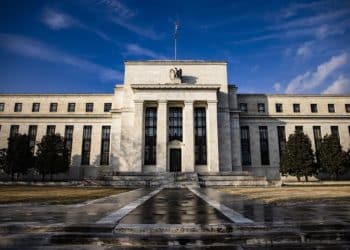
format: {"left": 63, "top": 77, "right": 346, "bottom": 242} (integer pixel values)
{"left": 119, "top": 188, "right": 229, "bottom": 224}
{"left": 0, "top": 187, "right": 349, "bottom": 249}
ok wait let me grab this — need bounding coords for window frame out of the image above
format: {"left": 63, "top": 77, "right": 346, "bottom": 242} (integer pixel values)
{"left": 50, "top": 102, "right": 58, "bottom": 112}
{"left": 144, "top": 107, "right": 157, "bottom": 165}
{"left": 14, "top": 103, "right": 22, "bottom": 112}
{"left": 194, "top": 107, "right": 207, "bottom": 165}
{"left": 239, "top": 103, "right": 248, "bottom": 112}
{"left": 32, "top": 103, "right": 40, "bottom": 112}
{"left": 311, "top": 103, "right": 318, "bottom": 113}
{"left": 67, "top": 103, "right": 76, "bottom": 112}
{"left": 328, "top": 104, "right": 335, "bottom": 113}
{"left": 0, "top": 103, "right": 5, "bottom": 112}
{"left": 168, "top": 107, "right": 183, "bottom": 141}
{"left": 293, "top": 103, "right": 300, "bottom": 113}
{"left": 257, "top": 103, "right": 265, "bottom": 113}
{"left": 275, "top": 103, "right": 283, "bottom": 113}
{"left": 85, "top": 103, "right": 94, "bottom": 112}
{"left": 104, "top": 103, "right": 112, "bottom": 112}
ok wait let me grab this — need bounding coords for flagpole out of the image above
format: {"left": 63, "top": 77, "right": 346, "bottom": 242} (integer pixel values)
{"left": 174, "top": 21, "right": 179, "bottom": 60}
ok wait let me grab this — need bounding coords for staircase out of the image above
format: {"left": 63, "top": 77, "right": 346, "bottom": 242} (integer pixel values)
{"left": 198, "top": 171, "right": 270, "bottom": 187}
{"left": 98, "top": 171, "right": 272, "bottom": 187}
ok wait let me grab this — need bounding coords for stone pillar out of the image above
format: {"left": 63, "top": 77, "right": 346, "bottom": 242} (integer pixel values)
{"left": 231, "top": 113, "right": 242, "bottom": 171}
{"left": 207, "top": 100, "right": 219, "bottom": 172}
{"left": 156, "top": 100, "right": 167, "bottom": 172}
{"left": 183, "top": 100, "right": 194, "bottom": 172}
{"left": 133, "top": 100, "right": 144, "bottom": 172}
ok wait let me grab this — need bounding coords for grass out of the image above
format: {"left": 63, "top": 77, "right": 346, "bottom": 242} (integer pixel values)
{"left": 0, "top": 185, "right": 130, "bottom": 204}
{"left": 218, "top": 185, "right": 350, "bottom": 206}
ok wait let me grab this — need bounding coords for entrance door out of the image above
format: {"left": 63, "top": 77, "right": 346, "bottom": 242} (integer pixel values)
{"left": 170, "top": 149, "right": 181, "bottom": 172}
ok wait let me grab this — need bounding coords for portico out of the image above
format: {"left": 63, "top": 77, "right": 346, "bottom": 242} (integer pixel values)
{"left": 130, "top": 84, "right": 220, "bottom": 173}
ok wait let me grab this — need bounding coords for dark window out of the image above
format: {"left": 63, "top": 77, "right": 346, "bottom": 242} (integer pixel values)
{"left": 240, "top": 103, "right": 248, "bottom": 112}
{"left": 313, "top": 126, "right": 322, "bottom": 154}
{"left": 50, "top": 103, "right": 58, "bottom": 112}
{"left": 311, "top": 103, "right": 318, "bottom": 113}
{"left": 100, "top": 126, "right": 111, "bottom": 165}
{"left": 259, "top": 126, "right": 270, "bottom": 165}
{"left": 28, "top": 125, "right": 37, "bottom": 153}
{"left": 32, "top": 103, "right": 40, "bottom": 112}
{"left": 345, "top": 104, "right": 350, "bottom": 113}
{"left": 67, "top": 103, "right": 75, "bottom": 112}
{"left": 240, "top": 126, "right": 251, "bottom": 165}
{"left": 144, "top": 107, "right": 157, "bottom": 165}
{"left": 46, "top": 125, "right": 56, "bottom": 135}
{"left": 64, "top": 126, "right": 74, "bottom": 160}
{"left": 86, "top": 103, "right": 93, "bottom": 112}
{"left": 275, "top": 103, "right": 283, "bottom": 113}
{"left": 0, "top": 103, "right": 5, "bottom": 112}
{"left": 331, "top": 126, "right": 339, "bottom": 138}
{"left": 277, "top": 126, "right": 286, "bottom": 159}
{"left": 293, "top": 103, "right": 300, "bottom": 113}
{"left": 258, "top": 103, "right": 265, "bottom": 113}
{"left": 104, "top": 103, "right": 112, "bottom": 112}
{"left": 10, "top": 125, "right": 19, "bottom": 138}
{"left": 168, "top": 107, "right": 182, "bottom": 141}
{"left": 195, "top": 107, "right": 207, "bottom": 165}
{"left": 295, "top": 126, "right": 303, "bottom": 133}
{"left": 14, "top": 103, "right": 22, "bottom": 112}
{"left": 328, "top": 104, "right": 335, "bottom": 113}
{"left": 81, "top": 126, "right": 92, "bottom": 165}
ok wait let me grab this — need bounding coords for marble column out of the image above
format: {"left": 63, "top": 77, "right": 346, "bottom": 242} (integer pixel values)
{"left": 156, "top": 100, "right": 167, "bottom": 172}
{"left": 183, "top": 100, "right": 194, "bottom": 172}
{"left": 133, "top": 100, "right": 144, "bottom": 172}
{"left": 207, "top": 100, "right": 219, "bottom": 172}
{"left": 231, "top": 113, "right": 242, "bottom": 171}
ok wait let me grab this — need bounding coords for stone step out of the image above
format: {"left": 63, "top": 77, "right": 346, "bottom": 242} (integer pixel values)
{"left": 199, "top": 179, "right": 269, "bottom": 186}
{"left": 198, "top": 175, "right": 267, "bottom": 181}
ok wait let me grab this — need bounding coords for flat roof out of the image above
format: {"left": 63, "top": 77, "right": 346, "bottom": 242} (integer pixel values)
{"left": 124, "top": 60, "right": 227, "bottom": 65}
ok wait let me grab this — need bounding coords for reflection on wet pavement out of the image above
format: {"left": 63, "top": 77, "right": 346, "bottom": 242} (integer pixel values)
{"left": 119, "top": 188, "right": 230, "bottom": 224}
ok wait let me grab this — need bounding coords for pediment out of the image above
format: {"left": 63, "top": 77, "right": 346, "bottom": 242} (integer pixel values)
{"left": 168, "top": 139, "right": 183, "bottom": 146}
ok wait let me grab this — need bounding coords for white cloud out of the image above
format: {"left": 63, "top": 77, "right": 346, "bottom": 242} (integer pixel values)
{"left": 112, "top": 18, "right": 162, "bottom": 40}
{"left": 96, "top": 0, "right": 136, "bottom": 19}
{"left": 0, "top": 33, "right": 122, "bottom": 82}
{"left": 42, "top": 8, "right": 112, "bottom": 42}
{"left": 124, "top": 44, "right": 166, "bottom": 59}
{"left": 42, "top": 8, "right": 79, "bottom": 30}
{"left": 285, "top": 52, "right": 348, "bottom": 93}
{"left": 322, "top": 75, "right": 350, "bottom": 94}
{"left": 296, "top": 42, "right": 312, "bottom": 57}
{"left": 273, "top": 82, "right": 282, "bottom": 91}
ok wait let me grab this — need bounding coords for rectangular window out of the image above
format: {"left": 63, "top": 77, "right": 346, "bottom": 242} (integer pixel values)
{"left": 50, "top": 103, "right": 58, "bottom": 112}
{"left": 277, "top": 126, "right": 286, "bottom": 159}
{"left": 328, "top": 104, "right": 335, "bottom": 113}
{"left": 64, "top": 125, "right": 74, "bottom": 160}
{"left": 293, "top": 103, "right": 300, "bottom": 113}
{"left": 240, "top": 126, "right": 251, "bottom": 165}
{"left": 10, "top": 125, "right": 19, "bottom": 138}
{"left": 168, "top": 107, "right": 182, "bottom": 141}
{"left": 32, "top": 103, "right": 40, "bottom": 112}
{"left": 313, "top": 126, "right": 322, "bottom": 153}
{"left": 86, "top": 103, "right": 94, "bottom": 112}
{"left": 14, "top": 103, "right": 22, "bottom": 112}
{"left": 295, "top": 126, "right": 303, "bottom": 133}
{"left": 46, "top": 125, "right": 56, "bottom": 135}
{"left": 331, "top": 126, "right": 339, "bottom": 138}
{"left": 144, "top": 107, "right": 157, "bottom": 165}
{"left": 81, "top": 126, "right": 92, "bottom": 165}
{"left": 67, "top": 103, "right": 75, "bottom": 112}
{"left": 259, "top": 126, "right": 270, "bottom": 165}
{"left": 28, "top": 125, "right": 37, "bottom": 153}
{"left": 100, "top": 126, "right": 111, "bottom": 165}
{"left": 104, "top": 103, "right": 112, "bottom": 112}
{"left": 257, "top": 103, "right": 265, "bottom": 113}
{"left": 195, "top": 107, "right": 207, "bottom": 165}
{"left": 275, "top": 103, "right": 283, "bottom": 113}
{"left": 240, "top": 103, "right": 248, "bottom": 112}
{"left": 311, "top": 103, "right": 318, "bottom": 113}
{"left": 0, "top": 103, "right": 5, "bottom": 112}
{"left": 345, "top": 104, "right": 350, "bottom": 113}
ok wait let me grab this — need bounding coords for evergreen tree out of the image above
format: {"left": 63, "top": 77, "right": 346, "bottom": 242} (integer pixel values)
{"left": 35, "top": 134, "right": 70, "bottom": 181}
{"left": 5, "top": 134, "right": 34, "bottom": 181}
{"left": 280, "top": 131, "right": 316, "bottom": 181}
{"left": 319, "top": 134, "right": 348, "bottom": 179}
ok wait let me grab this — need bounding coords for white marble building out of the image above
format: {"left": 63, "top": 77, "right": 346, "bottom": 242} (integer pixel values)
{"left": 0, "top": 60, "right": 349, "bottom": 181}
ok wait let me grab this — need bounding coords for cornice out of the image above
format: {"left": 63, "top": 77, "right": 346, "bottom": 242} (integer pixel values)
{"left": 130, "top": 84, "right": 221, "bottom": 90}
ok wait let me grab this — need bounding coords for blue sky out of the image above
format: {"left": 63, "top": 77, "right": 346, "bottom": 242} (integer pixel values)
{"left": 0, "top": 0, "right": 349, "bottom": 94}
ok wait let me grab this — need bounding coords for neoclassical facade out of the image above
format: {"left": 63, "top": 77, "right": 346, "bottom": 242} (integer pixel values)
{"left": 0, "top": 60, "right": 349, "bottom": 181}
